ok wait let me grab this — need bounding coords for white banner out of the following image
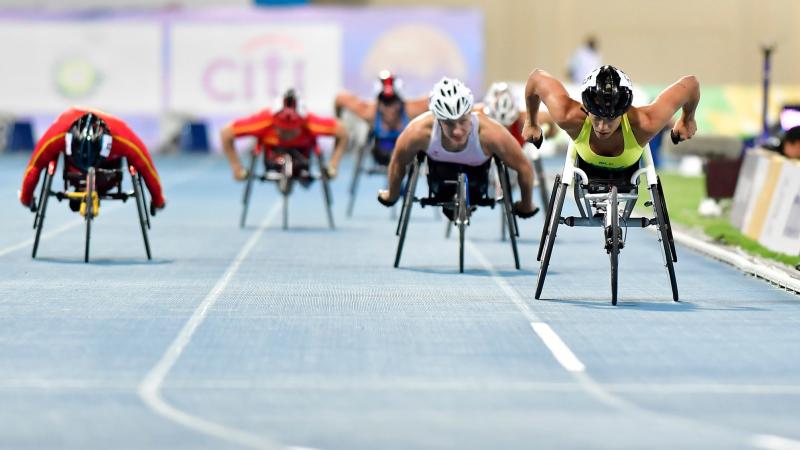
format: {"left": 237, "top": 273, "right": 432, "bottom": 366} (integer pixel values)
{"left": 169, "top": 23, "right": 342, "bottom": 116}
{"left": 758, "top": 159, "right": 800, "bottom": 255}
{"left": 0, "top": 21, "right": 162, "bottom": 114}
{"left": 730, "top": 149, "right": 772, "bottom": 232}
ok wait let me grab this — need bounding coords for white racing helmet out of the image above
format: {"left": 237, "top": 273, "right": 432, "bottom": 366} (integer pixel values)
{"left": 482, "top": 82, "right": 520, "bottom": 127}
{"left": 428, "top": 77, "right": 474, "bottom": 120}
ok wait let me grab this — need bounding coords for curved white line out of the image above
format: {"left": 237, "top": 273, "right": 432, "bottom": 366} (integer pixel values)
{"left": 138, "top": 203, "right": 282, "bottom": 449}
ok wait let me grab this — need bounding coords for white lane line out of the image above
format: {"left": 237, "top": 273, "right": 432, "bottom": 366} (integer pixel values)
{"left": 530, "top": 322, "right": 585, "bottom": 372}
{"left": 138, "top": 202, "right": 281, "bottom": 450}
{"left": 466, "top": 240, "right": 587, "bottom": 373}
{"left": 0, "top": 158, "right": 217, "bottom": 258}
{"left": 752, "top": 435, "right": 800, "bottom": 450}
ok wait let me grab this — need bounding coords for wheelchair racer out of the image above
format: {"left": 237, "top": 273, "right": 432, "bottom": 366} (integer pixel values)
{"left": 521, "top": 65, "right": 700, "bottom": 177}
{"left": 19, "top": 107, "right": 166, "bottom": 213}
{"left": 221, "top": 89, "right": 348, "bottom": 182}
{"left": 377, "top": 77, "right": 539, "bottom": 219}
{"left": 334, "top": 70, "right": 429, "bottom": 165}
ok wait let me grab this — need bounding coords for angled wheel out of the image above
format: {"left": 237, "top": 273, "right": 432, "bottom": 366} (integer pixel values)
{"left": 137, "top": 172, "right": 151, "bottom": 230}
{"left": 533, "top": 157, "right": 550, "bottom": 218}
{"left": 535, "top": 180, "right": 567, "bottom": 300}
{"left": 609, "top": 185, "right": 620, "bottom": 305}
{"left": 656, "top": 177, "right": 677, "bottom": 262}
{"left": 651, "top": 180, "right": 679, "bottom": 302}
{"left": 347, "top": 141, "right": 367, "bottom": 217}
{"left": 457, "top": 173, "right": 468, "bottom": 273}
{"left": 318, "top": 153, "right": 335, "bottom": 230}
{"left": 497, "top": 160, "right": 520, "bottom": 270}
{"left": 84, "top": 167, "right": 96, "bottom": 263}
{"left": 32, "top": 162, "right": 56, "bottom": 258}
{"left": 502, "top": 163, "right": 520, "bottom": 237}
{"left": 132, "top": 172, "right": 152, "bottom": 260}
{"left": 240, "top": 151, "right": 257, "bottom": 228}
{"left": 537, "top": 174, "right": 561, "bottom": 261}
{"left": 394, "top": 158, "right": 421, "bottom": 268}
{"left": 395, "top": 163, "right": 414, "bottom": 236}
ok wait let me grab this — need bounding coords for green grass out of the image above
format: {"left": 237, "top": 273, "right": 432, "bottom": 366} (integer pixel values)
{"left": 645, "top": 172, "right": 800, "bottom": 267}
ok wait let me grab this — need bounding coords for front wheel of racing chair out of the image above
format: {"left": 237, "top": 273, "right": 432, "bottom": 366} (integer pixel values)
{"left": 346, "top": 137, "right": 369, "bottom": 218}
{"left": 650, "top": 176, "right": 679, "bottom": 301}
{"left": 279, "top": 153, "right": 294, "bottom": 230}
{"left": 130, "top": 166, "right": 152, "bottom": 260}
{"left": 456, "top": 173, "right": 468, "bottom": 273}
{"left": 495, "top": 158, "right": 520, "bottom": 270}
{"left": 608, "top": 185, "right": 620, "bottom": 305}
{"left": 535, "top": 175, "right": 567, "bottom": 300}
{"left": 394, "top": 154, "right": 423, "bottom": 268}
{"left": 317, "top": 152, "right": 335, "bottom": 230}
{"left": 32, "top": 158, "right": 58, "bottom": 258}
{"left": 240, "top": 149, "right": 258, "bottom": 228}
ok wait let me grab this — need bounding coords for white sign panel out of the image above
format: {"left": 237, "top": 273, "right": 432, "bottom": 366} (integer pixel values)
{"left": 758, "top": 159, "right": 800, "bottom": 255}
{"left": 730, "top": 149, "right": 771, "bottom": 232}
{"left": 169, "top": 23, "right": 342, "bottom": 115}
{"left": 0, "top": 21, "right": 162, "bottom": 114}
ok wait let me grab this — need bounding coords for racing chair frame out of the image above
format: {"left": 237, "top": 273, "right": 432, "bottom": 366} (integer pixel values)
{"left": 31, "top": 154, "right": 152, "bottom": 263}
{"left": 240, "top": 147, "right": 335, "bottom": 230}
{"left": 535, "top": 145, "right": 677, "bottom": 305}
{"left": 393, "top": 153, "right": 520, "bottom": 273}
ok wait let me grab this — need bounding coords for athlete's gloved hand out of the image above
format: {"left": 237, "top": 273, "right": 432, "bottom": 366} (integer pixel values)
{"left": 512, "top": 201, "right": 539, "bottom": 219}
{"left": 150, "top": 199, "right": 166, "bottom": 217}
{"left": 234, "top": 167, "right": 249, "bottom": 182}
{"left": 377, "top": 190, "right": 399, "bottom": 207}
{"left": 325, "top": 164, "right": 337, "bottom": 179}
{"left": 521, "top": 122, "right": 544, "bottom": 149}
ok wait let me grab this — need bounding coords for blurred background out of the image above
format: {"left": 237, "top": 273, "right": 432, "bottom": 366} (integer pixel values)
{"left": 1, "top": 0, "right": 798, "bottom": 154}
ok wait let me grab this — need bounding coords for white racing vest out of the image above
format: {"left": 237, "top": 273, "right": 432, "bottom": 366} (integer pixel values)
{"left": 426, "top": 113, "right": 489, "bottom": 166}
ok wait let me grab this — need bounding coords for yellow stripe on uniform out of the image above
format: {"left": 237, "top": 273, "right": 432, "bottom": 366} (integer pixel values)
{"left": 23, "top": 132, "right": 66, "bottom": 179}
{"left": 114, "top": 135, "right": 160, "bottom": 183}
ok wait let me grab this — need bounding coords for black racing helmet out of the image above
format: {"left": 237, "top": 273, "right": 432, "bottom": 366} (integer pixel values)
{"left": 581, "top": 65, "right": 633, "bottom": 118}
{"left": 67, "top": 113, "right": 111, "bottom": 172}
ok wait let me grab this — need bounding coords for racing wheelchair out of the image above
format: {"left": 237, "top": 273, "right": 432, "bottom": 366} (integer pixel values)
{"left": 393, "top": 153, "right": 521, "bottom": 273}
{"left": 346, "top": 132, "right": 392, "bottom": 217}
{"left": 240, "top": 146, "right": 334, "bottom": 230}
{"left": 535, "top": 140, "right": 678, "bottom": 305}
{"left": 31, "top": 154, "right": 152, "bottom": 263}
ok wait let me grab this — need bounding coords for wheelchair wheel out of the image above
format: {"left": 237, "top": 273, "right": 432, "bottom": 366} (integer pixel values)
{"left": 533, "top": 157, "right": 550, "bottom": 218}
{"left": 651, "top": 180, "right": 679, "bottom": 302}
{"left": 609, "top": 185, "right": 620, "bottom": 305}
{"left": 503, "top": 163, "right": 520, "bottom": 238}
{"left": 656, "top": 177, "right": 677, "bottom": 262}
{"left": 347, "top": 142, "right": 367, "bottom": 217}
{"left": 132, "top": 172, "right": 152, "bottom": 260}
{"left": 445, "top": 217, "right": 453, "bottom": 239}
{"left": 497, "top": 160, "right": 520, "bottom": 270}
{"left": 535, "top": 180, "right": 567, "bottom": 300}
{"left": 573, "top": 178, "right": 587, "bottom": 219}
{"left": 32, "top": 164, "right": 56, "bottom": 258}
{"left": 394, "top": 158, "right": 421, "bottom": 268}
{"left": 537, "top": 174, "right": 561, "bottom": 261}
{"left": 84, "top": 167, "right": 95, "bottom": 263}
{"left": 457, "top": 173, "right": 468, "bottom": 273}
{"left": 240, "top": 151, "right": 257, "bottom": 228}
{"left": 319, "top": 153, "right": 335, "bottom": 230}
{"left": 137, "top": 173, "right": 151, "bottom": 230}
{"left": 396, "top": 164, "right": 413, "bottom": 236}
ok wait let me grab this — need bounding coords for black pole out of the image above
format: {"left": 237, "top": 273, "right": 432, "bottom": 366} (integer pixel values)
{"left": 761, "top": 45, "right": 775, "bottom": 139}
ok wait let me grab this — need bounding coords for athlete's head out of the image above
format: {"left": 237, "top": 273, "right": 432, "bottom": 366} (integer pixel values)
{"left": 375, "top": 70, "right": 405, "bottom": 125}
{"left": 274, "top": 88, "right": 306, "bottom": 140}
{"left": 482, "top": 82, "right": 519, "bottom": 127}
{"left": 429, "top": 77, "right": 474, "bottom": 147}
{"left": 581, "top": 65, "right": 633, "bottom": 140}
{"left": 66, "top": 113, "right": 111, "bottom": 172}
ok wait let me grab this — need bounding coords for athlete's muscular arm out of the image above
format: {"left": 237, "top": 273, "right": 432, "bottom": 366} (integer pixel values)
{"left": 334, "top": 92, "right": 376, "bottom": 122}
{"left": 481, "top": 117, "right": 536, "bottom": 214}
{"left": 378, "top": 115, "right": 431, "bottom": 205}
{"left": 633, "top": 75, "right": 700, "bottom": 143}
{"left": 403, "top": 96, "right": 431, "bottom": 119}
{"left": 220, "top": 125, "right": 247, "bottom": 181}
{"left": 19, "top": 122, "right": 69, "bottom": 208}
{"left": 326, "top": 120, "right": 349, "bottom": 177}
{"left": 523, "top": 69, "right": 584, "bottom": 142}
